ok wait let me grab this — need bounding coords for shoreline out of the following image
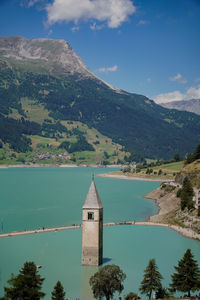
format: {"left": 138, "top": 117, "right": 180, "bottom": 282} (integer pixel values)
{"left": 97, "top": 173, "right": 166, "bottom": 182}
{"left": 0, "top": 163, "right": 121, "bottom": 169}
{"left": 99, "top": 172, "right": 200, "bottom": 241}
{"left": 1, "top": 166, "right": 199, "bottom": 241}
{"left": 145, "top": 188, "right": 200, "bottom": 241}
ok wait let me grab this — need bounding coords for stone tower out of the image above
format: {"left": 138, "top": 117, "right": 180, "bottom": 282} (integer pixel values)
{"left": 82, "top": 179, "right": 103, "bottom": 266}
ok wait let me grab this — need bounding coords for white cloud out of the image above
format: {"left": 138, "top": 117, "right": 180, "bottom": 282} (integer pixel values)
{"left": 28, "top": 0, "right": 40, "bottom": 6}
{"left": 46, "top": 0, "right": 136, "bottom": 29}
{"left": 186, "top": 86, "right": 200, "bottom": 99}
{"left": 90, "top": 22, "right": 104, "bottom": 31}
{"left": 71, "top": 25, "right": 80, "bottom": 32}
{"left": 154, "top": 86, "right": 200, "bottom": 104}
{"left": 96, "top": 65, "right": 118, "bottom": 73}
{"left": 138, "top": 19, "right": 150, "bottom": 25}
{"left": 21, "top": 0, "right": 40, "bottom": 7}
{"left": 169, "top": 73, "right": 182, "bottom": 81}
{"left": 154, "top": 91, "right": 183, "bottom": 104}
{"left": 147, "top": 77, "right": 151, "bottom": 83}
{"left": 169, "top": 73, "right": 187, "bottom": 84}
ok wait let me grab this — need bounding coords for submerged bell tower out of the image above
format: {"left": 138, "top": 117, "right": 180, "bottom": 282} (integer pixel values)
{"left": 82, "top": 178, "right": 103, "bottom": 266}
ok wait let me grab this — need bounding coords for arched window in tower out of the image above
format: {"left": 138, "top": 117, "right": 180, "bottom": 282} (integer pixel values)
{"left": 88, "top": 212, "right": 94, "bottom": 220}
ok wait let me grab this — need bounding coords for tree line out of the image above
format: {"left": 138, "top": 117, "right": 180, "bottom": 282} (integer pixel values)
{"left": 90, "top": 249, "right": 200, "bottom": 300}
{"left": 1, "top": 248, "right": 200, "bottom": 300}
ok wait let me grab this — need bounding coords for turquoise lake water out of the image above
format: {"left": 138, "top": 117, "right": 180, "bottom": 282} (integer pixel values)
{"left": 0, "top": 167, "right": 200, "bottom": 299}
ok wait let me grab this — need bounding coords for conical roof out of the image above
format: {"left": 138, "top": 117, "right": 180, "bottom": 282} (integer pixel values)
{"left": 83, "top": 180, "right": 103, "bottom": 209}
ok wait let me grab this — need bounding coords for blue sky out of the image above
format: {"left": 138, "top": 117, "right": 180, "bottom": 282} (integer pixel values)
{"left": 0, "top": 0, "right": 200, "bottom": 103}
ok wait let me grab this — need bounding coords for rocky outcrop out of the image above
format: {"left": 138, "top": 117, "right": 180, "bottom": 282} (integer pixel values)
{"left": 0, "top": 36, "right": 92, "bottom": 77}
{"left": 160, "top": 99, "right": 200, "bottom": 115}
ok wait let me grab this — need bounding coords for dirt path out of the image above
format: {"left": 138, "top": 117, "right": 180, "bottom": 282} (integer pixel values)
{"left": 1, "top": 221, "right": 199, "bottom": 241}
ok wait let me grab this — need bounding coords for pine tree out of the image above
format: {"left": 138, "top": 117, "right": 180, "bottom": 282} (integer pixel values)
{"left": 4, "top": 261, "right": 45, "bottom": 300}
{"left": 51, "top": 281, "right": 67, "bottom": 300}
{"left": 170, "top": 249, "right": 200, "bottom": 297}
{"left": 155, "top": 286, "right": 169, "bottom": 299}
{"left": 193, "top": 144, "right": 200, "bottom": 161}
{"left": 180, "top": 177, "right": 194, "bottom": 210}
{"left": 139, "top": 259, "right": 163, "bottom": 299}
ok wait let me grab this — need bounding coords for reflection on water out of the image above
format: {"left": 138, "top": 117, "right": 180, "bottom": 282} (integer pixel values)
{"left": 81, "top": 266, "right": 99, "bottom": 300}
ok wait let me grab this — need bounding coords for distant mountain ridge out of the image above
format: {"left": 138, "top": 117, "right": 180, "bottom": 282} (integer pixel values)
{"left": 1, "top": 36, "right": 200, "bottom": 160}
{"left": 160, "top": 99, "right": 200, "bottom": 115}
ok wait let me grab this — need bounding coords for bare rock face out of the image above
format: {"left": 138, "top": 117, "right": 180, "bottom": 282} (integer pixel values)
{"left": 0, "top": 36, "right": 93, "bottom": 77}
{"left": 160, "top": 99, "right": 200, "bottom": 116}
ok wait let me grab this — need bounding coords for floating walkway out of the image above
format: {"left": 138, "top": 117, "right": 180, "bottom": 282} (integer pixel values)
{"left": 0, "top": 221, "right": 199, "bottom": 240}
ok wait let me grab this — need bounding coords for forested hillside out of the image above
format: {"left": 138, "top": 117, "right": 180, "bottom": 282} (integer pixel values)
{"left": 0, "top": 36, "right": 200, "bottom": 163}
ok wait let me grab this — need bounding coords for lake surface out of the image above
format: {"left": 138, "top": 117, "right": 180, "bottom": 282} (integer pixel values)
{"left": 0, "top": 167, "right": 158, "bottom": 233}
{"left": 0, "top": 167, "right": 200, "bottom": 299}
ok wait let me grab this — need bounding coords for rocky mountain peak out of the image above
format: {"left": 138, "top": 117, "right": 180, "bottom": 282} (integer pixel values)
{"left": 0, "top": 36, "right": 92, "bottom": 77}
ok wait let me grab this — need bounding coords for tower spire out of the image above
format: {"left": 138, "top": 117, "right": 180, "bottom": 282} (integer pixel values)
{"left": 82, "top": 180, "right": 103, "bottom": 266}
{"left": 82, "top": 180, "right": 103, "bottom": 209}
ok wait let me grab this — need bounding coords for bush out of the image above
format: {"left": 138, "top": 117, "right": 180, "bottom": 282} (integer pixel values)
{"left": 198, "top": 206, "right": 200, "bottom": 217}
{"left": 122, "top": 166, "right": 131, "bottom": 173}
{"left": 37, "top": 143, "right": 45, "bottom": 149}
{"left": 104, "top": 151, "right": 109, "bottom": 159}
{"left": 125, "top": 292, "right": 140, "bottom": 300}
{"left": 58, "top": 141, "right": 70, "bottom": 151}
{"left": 161, "top": 183, "right": 166, "bottom": 189}
{"left": 176, "top": 188, "right": 182, "bottom": 198}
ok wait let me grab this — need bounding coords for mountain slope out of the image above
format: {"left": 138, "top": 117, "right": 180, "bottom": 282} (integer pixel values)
{"left": 160, "top": 99, "right": 200, "bottom": 115}
{"left": 1, "top": 36, "right": 200, "bottom": 160}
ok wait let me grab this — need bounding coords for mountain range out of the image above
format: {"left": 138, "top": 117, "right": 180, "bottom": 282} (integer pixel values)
{"left": 160, "top": 99, "right": 200, "bottom": 115}
{"left": 0, "top": 36, "right": 200, "bottom": 162}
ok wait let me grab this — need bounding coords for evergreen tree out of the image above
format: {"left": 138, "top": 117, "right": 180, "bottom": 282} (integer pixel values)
{"left": 180, "top": 177, "right": 194, "bottom": 210}
{"left": 193, "top": 144, "right": 200, "bottom": 161}
{"left": 185, "top": 144, "right": 200, "bottom": 164}
{"left": 89, "top": 264, "right": 126, "bottom": 300}
{"left": 185, "top": 153, "right": 195, "bottom": 165}
{"left": 170, "top": 249, "right": 200, "bottom": 297}
{"left": 51, "top": 281, "right": 67, "bottom": 300}
{"left": 139, "top": 258, "right": 163, "bottom": 299}
{"left": 155, "top": 286, "right": 169, "bottom": 299}
{"left": 4, "top": 261, "right": 45, "bottom": 300}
